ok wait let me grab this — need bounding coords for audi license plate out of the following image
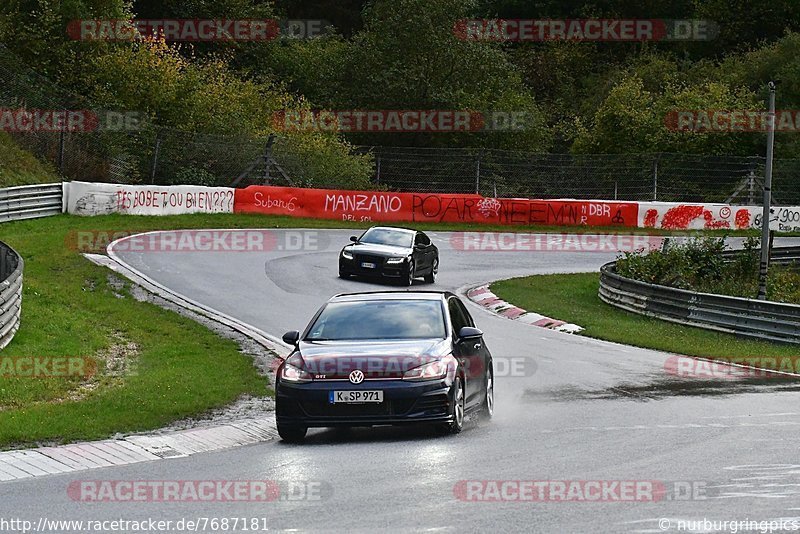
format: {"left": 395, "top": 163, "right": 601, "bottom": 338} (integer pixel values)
{"left": 361, "top": 262, "right": 376, "bottom": 269}
{"left": 329, "top": 390, "right": 384, "bottom": 404}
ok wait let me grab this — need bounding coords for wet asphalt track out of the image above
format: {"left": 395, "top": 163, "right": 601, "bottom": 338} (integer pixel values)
{"left": 3, "top": 230, "right": 800, "bottom": 533}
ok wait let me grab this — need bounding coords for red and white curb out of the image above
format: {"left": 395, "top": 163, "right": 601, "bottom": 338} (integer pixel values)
{"left": 466, "top": 285, "right": 584, "bottom": 334}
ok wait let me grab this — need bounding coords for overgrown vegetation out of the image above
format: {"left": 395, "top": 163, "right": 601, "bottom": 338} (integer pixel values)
{"left": 2, "top": 0, "right": 799, "bottom": 161}
{"left": 616, "top": 237, "right": 800, "bottom": 303}
{"left": 0, "top": 132, "right": 60, "bottom": 187}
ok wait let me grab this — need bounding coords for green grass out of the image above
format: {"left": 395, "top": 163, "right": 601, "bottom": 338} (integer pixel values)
{"left": 0, "top": 132, "right": 61, "bottom": 187}
{"left": 0, "top": 215, "right": 273, "bottom": 449}
{"left": 492, "top": 273, "right": 800, "bottom": 359}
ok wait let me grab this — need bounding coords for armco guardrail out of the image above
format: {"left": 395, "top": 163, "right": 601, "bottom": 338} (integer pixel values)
{"left": 0, "top": 241, "right": 23, "bottom": 350}
{"left": 717, "top": 244, "right": 800, "bottom": 265}
{"left": 760, "top": 246, "right": 800, "bottom": 265}
{"left": 0, "top": 183, "right": 63, "bottom": 222}
{"left": 599, "top": 248, "right": 800, "bottom": 344}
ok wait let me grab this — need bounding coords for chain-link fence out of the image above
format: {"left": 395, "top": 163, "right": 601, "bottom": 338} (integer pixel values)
{"left": 358, "top": 147, "right": 800, "bottom": 205}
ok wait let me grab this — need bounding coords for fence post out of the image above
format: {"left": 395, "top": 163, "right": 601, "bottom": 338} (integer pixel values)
{"left": 149, "top": 130, "right": 162, "bottom": 185}
{"left": 475, "top": 150, "right": 482, "bottom": 194}
{"left": 652, "top": 155, "right": 659, "bottom": 201}
{"left": 375, "top": 154, "right": 381, "bottom": 184}
{"left": 748, "top": 167, "right": 756, "bottom": 205}
{"left": 57, "top": 109, "right": 66, "bottom": 173}
{"left": 263, "top": 134, "right": 276, "bottom": 185}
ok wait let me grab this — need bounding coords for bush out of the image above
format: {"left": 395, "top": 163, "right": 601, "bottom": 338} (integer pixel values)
{"left": 616, "top": 237, "right": 733, "bottom": 290}
{"left": 614, "top": 236, "right": 800, "bottom": 303}
{"left": 167, "top": 167, "right": 218, "bottom": 187}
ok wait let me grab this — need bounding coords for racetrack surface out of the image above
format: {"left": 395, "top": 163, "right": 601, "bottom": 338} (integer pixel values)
{"left": 3, "top": 230, "right": 800, "bottom": 533}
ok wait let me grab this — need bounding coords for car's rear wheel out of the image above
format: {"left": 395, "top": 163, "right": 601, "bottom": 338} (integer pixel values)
{"left": 439, "top": 376, "right": 464, "bottom": 434}
{"left": 424, "top": 258, "right": 438, "bottom": 284}
{"left": 277, "top": 423, "right": 307, "bottom": 443}
{"left": 403, "top": 260, "right": 415, "bottom": 286}
{"left": 479, "top": 366, "right": 494, "bottom": 420}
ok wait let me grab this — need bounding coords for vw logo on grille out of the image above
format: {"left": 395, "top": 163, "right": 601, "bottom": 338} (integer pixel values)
{"left": 349, "top": 370, "right": 365, "bottom": 384}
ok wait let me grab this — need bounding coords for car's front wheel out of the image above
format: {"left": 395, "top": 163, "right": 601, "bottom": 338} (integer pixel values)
{"left": 424, "top": 258, "right": 438, "bottom": 284}
{"left": 439, "top": 376, "right": 464, "bottom": 434}
{"left": 479, "top": 366, "right": 494, "bottom": 420}
{"left": 277, "top": 422, "right": 308, "bottom": 443}
{"left": 403, "top": 260, "right": 415, "bottom": 286}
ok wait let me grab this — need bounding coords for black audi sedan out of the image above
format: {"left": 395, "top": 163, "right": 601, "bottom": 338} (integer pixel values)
{"left": 338, "top": 226, "right": 439, "bottom": 285}
{"left": 275, "top": 291, "right": 494, "bottom": 442}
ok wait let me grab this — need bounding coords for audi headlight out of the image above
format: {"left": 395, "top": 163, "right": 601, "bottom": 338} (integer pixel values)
{"left": 341, "top": 250, "right": 353, "bottom": 260}
{"left": 403, "top": 355, "right": 456, "bottom": 381}
{"left": 386, "top": 257, "right": 406, "bottom": 264}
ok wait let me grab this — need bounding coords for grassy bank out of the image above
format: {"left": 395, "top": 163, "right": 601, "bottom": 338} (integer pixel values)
{"left": 0, "top": 215, "right": 273, "bottom": 449}
{"left": 492, "top": 272, "right": 800, "bottom": 359}
{"left": 0, "top": 133, "right": 61, "bottom": 187}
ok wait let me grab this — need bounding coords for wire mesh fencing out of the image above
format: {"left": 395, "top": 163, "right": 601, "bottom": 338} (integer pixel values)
{"left": 358, "top": 147, "right": 793, "bottom": 205}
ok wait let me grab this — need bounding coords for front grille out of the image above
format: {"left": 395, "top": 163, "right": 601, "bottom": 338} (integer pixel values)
{"left": 354, "top": 254, "right": 385, "bottom": 265}
{"left": 301, "top": 401, "right": 391, "bottom": 417}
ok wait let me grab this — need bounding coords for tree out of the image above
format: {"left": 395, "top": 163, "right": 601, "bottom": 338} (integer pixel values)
{"left": 573, "top": 74, "right": 759, "bottom": 155}
{"left": 306, "top": 0, "right": 551, "bottom": 149}
{"left": 0, "top": 0, "right": 131, "bottom": 82}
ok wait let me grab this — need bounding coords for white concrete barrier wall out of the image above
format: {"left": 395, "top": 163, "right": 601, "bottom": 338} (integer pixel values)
{"left": 63, "top": 181, "right": 235, "bottom": 216}
{"left": 637, "top": 202, "right": 800, "bottom": 232}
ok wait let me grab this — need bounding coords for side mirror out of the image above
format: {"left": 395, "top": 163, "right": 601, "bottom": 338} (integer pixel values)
{"left": 282, "top": 330, "right": 300, "bottom": 346}
{"left": 458, "top": 326, "right": 483, "bottom": 340}
{"left": 350, "top": 236, "right": 358, "bottom": 242}
{"left": 414, "top": 243, "right": 426, "bottom": 249}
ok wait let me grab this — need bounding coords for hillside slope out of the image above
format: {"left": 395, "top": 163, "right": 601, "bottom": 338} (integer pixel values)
{"left": 0, "top": 132, "right": 60, "bottom": 187}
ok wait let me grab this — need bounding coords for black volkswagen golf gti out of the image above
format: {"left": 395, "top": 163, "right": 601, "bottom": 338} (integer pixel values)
{"left": 338, "top": 226, "right": 439, "bottom": 285}
{"left": 276, "top": 291, "right": 494, "bottom": 442}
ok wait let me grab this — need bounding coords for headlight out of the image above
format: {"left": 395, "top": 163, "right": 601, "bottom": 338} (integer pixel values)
{"left": 341, "top": 250, "right": 353, "bottom": 260}
{"left": 281, "top": 362, "right": 312, "bottom": 383}
{"left": 386, "top": 257, "right": 406, "bottom": 264}
{"left": 403, "top": 355, "right": 456, "bottom": 381}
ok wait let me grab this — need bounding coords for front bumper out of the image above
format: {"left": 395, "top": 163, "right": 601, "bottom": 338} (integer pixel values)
{"left": 276, "top": 378, "right": 453, "bottom": 428}
{"left": 339, "top": 258, "right": 406, "bottom": 278}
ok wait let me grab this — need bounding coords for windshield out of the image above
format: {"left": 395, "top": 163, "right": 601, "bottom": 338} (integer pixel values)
{"left": 358, "top": 228, "right": 414, "bottom": 248}
{"left": 305, "top": 300, "right": 446, "bottom": 341}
